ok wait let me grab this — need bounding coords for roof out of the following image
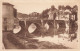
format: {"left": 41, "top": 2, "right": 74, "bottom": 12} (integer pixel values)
{"left": 3, "top": 2, "right": 14, "bottom": 6}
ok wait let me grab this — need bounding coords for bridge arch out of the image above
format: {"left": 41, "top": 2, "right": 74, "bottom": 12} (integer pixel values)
{"left": 41, "top": 21, "right": 55, "bottom": 36}
{"left": 17, "top": 21, "right": 42, "bottom": 37}
{"left": 46, "top": 21, "right": 54, "bottom": 33}
{"left": 16, "top": 21, "right": 26, "bottom": 38}
{"left": 56, "top": 20, "right": 66, "bottom": 28}
{"left": 28, "top": 22, "right": 42, "bottom": 34}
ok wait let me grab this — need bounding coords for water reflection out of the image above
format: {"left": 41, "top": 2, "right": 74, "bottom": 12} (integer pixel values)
{"left": 28, "top": 23, "right": 37, "bottom": 33}
{"left": 32, "top": 26, "right": 77, "bottom": 42}
{"left": 57, "top": 27, "right": 77, "bottom": 42}
{"left": 32, "top": 27, "right": 78, "bottom": 48}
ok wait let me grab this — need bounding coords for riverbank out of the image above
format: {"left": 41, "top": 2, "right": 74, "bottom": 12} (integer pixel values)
{"left": 3, "top": 31, "right": 70, "bottom": 49}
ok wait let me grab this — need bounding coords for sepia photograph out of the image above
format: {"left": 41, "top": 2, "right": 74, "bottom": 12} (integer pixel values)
{"left": 2, "top": 0, "right": 79, "bottom": 49}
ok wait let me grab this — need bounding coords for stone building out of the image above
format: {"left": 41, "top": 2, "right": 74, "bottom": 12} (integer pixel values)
{"left": 2, "top": 2, "right": 17, "bottom": 31}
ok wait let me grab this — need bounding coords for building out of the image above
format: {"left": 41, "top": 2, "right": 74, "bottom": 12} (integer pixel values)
{"left": 59, "top": 9, "right": 71, "bottom": 21}
{"left": 2, "top": 2, "right": 17, "bottom": 31}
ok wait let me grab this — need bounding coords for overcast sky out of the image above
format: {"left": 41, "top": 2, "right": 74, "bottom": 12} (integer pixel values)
{"left": 2, "top": 0, "right": 79, "bottom": 14}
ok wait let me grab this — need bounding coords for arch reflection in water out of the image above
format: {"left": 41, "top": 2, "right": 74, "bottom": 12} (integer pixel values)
{"left": 13, "top": 25, "right": 21, "bottom": 34}
{"left": 28, "top": 23, "right": 37, "bottom": 33}
{"left": 44, "top": 23, "right": 49, "bottom": 30}
{"left": 41, "top": 23, "right": 50, "bottom": 33}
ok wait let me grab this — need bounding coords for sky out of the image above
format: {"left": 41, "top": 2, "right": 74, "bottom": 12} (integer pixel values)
{"left": 2, "top": 0, "right": 79, "bottom": 14}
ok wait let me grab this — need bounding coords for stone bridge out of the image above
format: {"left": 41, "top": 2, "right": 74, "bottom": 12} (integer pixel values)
{"left": 17, "top": 19, "right": 69, "bottom": 37}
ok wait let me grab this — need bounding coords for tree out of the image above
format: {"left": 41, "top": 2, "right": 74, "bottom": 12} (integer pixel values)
{"left": 58, "top": 5, "right": 65, "bottom": 10}
{"left": 72, "top": 5, "right": 78, "bottom": 21}
{"left": 29, "top": 12, "right": 40, "bottom": 17}
{"left": 58, "top": 5, "right": 62, "bottom": 10}
{"left": 51, "top": 5, "right": 56, "bottom": 11}
{"left": 41, "top": 9, "right": 50, "bottom": 18}
{"left": 65, "top": 5, "right": 72, "bottom": 11}
{"left": 72, "top": 5, "right": 78, "bottom": 13}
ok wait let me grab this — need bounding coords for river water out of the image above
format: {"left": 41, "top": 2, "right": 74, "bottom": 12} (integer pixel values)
{"left": 29, "top": 23, "right": 78, "bottom": 48}
{"left": 13, "top": 23, "right": 78, "bottom": 48}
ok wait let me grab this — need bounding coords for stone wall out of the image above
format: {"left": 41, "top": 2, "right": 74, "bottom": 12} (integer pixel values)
{"left": 2, "top": 3, "right": 16, "bottom": 31}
